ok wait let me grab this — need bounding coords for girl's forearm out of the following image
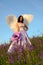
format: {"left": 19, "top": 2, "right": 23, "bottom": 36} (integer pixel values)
{"left": 24, "top": 24, "right": 28, "bottom": 31}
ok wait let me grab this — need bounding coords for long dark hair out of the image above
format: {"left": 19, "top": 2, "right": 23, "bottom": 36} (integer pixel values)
{"left": 18, "top": 15, "right": 24, "bottom": 23}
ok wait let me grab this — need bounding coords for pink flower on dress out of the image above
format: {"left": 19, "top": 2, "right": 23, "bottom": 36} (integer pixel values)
{"left": 11, "top": 32, "right": 22, "bottom": 42}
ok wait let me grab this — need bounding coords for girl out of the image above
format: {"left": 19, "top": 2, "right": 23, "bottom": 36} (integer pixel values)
{"left": 8, "top": 15, "right": 32, "bottom": 53}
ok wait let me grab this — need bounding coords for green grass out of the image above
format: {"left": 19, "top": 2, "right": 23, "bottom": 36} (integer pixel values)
{"left": 0, "top": 36, "right": 43, "bottom": 65}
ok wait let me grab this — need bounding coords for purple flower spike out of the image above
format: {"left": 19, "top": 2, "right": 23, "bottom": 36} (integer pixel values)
{"left": 10, "top": 55, "right": 14, "bottom": 64}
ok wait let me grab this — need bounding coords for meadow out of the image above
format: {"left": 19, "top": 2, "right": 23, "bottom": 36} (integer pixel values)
{"left": 0, "top": 36, "right": 43, "bottom": 65}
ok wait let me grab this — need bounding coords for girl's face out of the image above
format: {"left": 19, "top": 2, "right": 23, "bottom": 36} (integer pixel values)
{"left": 20, "top": 17, "right": 23, "bottom": 22}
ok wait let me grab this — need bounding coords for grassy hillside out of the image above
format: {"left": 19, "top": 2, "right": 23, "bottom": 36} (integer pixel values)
{"left": 0, "top": 36, "right": 43, "bottom": 65}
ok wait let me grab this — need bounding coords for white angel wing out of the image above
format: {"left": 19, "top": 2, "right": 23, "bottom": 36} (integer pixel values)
{"left": 22, "top": 14, "right": 34, "bottom": 27}
{"left": 6, "top": 15, "right": 17, "bottom": 32}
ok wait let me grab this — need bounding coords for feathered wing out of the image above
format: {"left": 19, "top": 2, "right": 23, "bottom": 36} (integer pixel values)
{"left": 6, "top": 15, "right": 17, "bottom": 32}
{"left": 6, "top": 14, "right": 34, "bottom": 31}
{"left": 22, "top": 14, "right": 34, "bottom": 27}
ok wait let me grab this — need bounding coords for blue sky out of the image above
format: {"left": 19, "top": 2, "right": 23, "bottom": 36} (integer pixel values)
{"left": 0, "top": 0, "right": 43, "bottom": 43}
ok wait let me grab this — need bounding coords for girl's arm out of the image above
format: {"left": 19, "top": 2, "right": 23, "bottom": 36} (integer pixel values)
{"left": 24, "top": 24, "right": 28, "bottom": 31}
{"left": 15, "top": 23, "right": 20, "bottom": 32}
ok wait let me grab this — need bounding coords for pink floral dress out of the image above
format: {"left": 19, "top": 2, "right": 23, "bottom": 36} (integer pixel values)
{"left": 8, "top": 23, "right": 32, "bottom": 53}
